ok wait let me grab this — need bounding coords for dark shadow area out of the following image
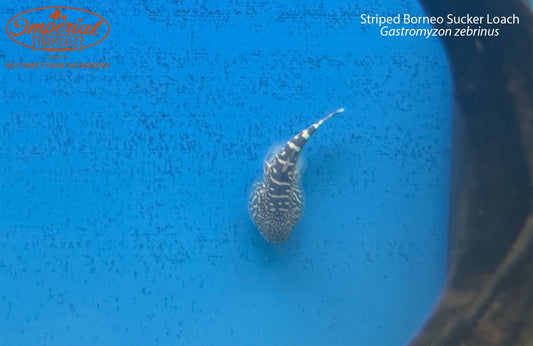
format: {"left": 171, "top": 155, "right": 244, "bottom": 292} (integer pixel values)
{"left": 411, "top": 1, "right": 533, "bottom": 344}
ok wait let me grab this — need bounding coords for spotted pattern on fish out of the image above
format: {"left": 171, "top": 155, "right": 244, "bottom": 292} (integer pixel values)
{"left": 249, "top": 108, "right": 344, "bottom": 243}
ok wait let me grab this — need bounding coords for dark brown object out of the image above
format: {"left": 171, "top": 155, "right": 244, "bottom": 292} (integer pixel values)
{"left": 411, "top": 1, "right": 533, "bottom": 345}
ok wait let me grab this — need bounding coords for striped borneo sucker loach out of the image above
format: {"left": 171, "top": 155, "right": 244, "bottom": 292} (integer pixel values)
{"left": 249, "top": 108, "right": 344, "bottom": 243}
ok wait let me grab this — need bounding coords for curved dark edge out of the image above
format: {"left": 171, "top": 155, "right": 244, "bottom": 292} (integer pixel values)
{"left": 411, "top": 0, "right": 533, "bottom": 345}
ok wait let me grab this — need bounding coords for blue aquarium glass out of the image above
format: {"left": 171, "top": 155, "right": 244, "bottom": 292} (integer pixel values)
{"left": 0, "top": 0, "right": 451, "bottom": 344}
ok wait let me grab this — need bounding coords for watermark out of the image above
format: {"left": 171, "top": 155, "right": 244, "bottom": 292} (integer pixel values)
{"left": 5, "top": 7, "right": 110, "bottom": 70}
{"left": 6, "top": 7, "right": 109, "bottom": 51}
{"left": 361, "top": 13, "right": 520, "bottom": 39}
{"left": 6, "top": 62, "right": 109, "bottom": 69}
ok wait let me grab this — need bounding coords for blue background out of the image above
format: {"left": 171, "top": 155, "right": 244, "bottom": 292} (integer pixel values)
{"left": 1, "top": 0, "right": 451, "bottom": 345}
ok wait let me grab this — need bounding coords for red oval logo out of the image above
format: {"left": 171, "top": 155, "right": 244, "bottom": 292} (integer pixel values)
{"left": 6, "top": 7, "right": 109, "bottom": 51}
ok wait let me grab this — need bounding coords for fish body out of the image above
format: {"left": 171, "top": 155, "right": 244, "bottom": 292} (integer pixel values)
{"left": 249, "top": 108, "right": 344, "bottom": 243}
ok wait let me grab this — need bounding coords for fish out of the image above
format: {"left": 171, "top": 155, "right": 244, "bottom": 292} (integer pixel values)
{"left": 49, "top": 9, "right": 67, "bottom": 21}
{"left": 248, "top": 108, "right": 344, "bottom": 243}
